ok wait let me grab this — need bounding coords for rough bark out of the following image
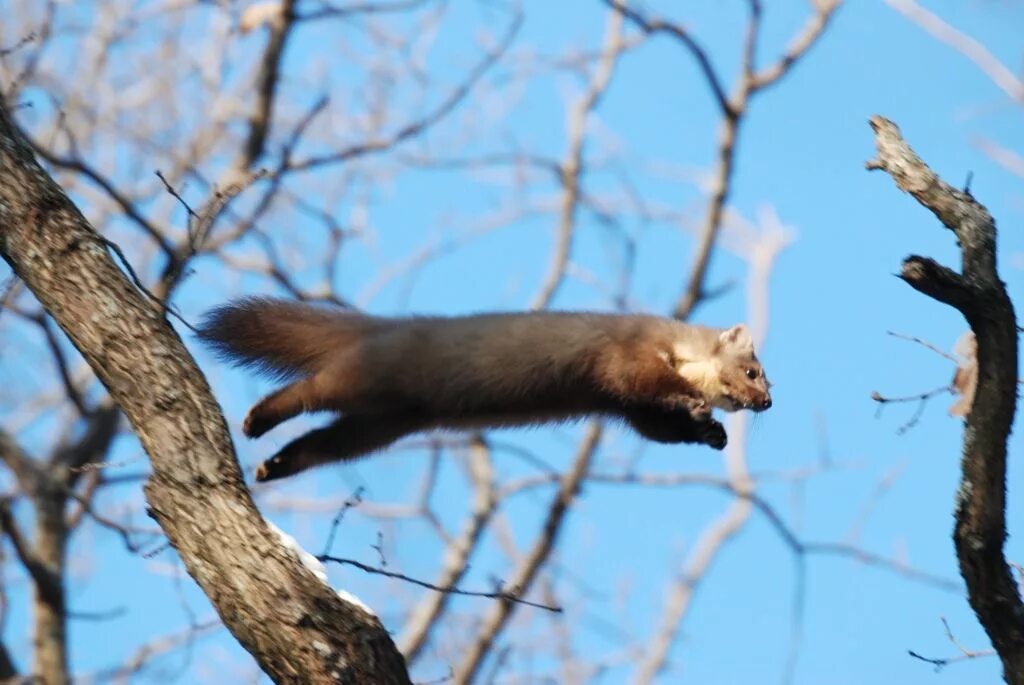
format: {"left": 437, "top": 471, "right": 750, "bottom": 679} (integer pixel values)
{"left": 867, "top": 115, "right": 1024, "bottom": 684}
{"left": 0, "top": 103, "right": 411, "bottom": 683}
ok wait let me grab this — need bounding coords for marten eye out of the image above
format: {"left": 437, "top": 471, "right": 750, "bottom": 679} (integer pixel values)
{"left": 745, "top": 368, "right": 758, "bottom": 380}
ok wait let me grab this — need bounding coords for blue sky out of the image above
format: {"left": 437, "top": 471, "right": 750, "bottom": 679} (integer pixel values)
{"left": 3, "top": 0, "right": 1024, "bottom": 683}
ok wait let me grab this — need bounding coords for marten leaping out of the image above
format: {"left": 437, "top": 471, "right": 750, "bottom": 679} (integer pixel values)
{"left": 196, "top": 298, "right": 773, "bottom": 481}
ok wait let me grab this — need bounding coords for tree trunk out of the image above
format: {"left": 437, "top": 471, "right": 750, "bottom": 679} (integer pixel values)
{"left": 0, "top": 103, "right": 412, "bottom": 684}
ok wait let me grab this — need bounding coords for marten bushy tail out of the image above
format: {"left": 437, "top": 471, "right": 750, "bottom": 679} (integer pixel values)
{"left": 196, "top": 297, "right": 385, "bottom": 380}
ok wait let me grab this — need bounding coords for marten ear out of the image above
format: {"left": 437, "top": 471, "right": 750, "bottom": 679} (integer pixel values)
{"left": 719, "top": 324, "right": 753, "bottom": 353}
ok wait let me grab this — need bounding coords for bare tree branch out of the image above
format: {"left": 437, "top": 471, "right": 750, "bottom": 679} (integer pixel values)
{"left": 750, "top": 0, "right": 842, "bottom": 90}
{"left": 633, "top": 219, "right": 786, "bottom": 685}
{"left": 321, "top": 554, "right": 560, "bottom": 612}
{"left": 289, "top": 8, "right": 522, "bottom": 172}
{"left": 531, "top": 6, "right": 624, "bottom": 309}
{"left": 909, "top": 617, "right": 997, "bottom": 672}
{"left": 884, "top": 0, "right": 1023, "bottom": 101}
{"left": 602, "top": 0, "right": 731, "bottom": 116}
{"left": 868, "top": 115, "right": 1024, "bottom": 685}
{"left": 673, "top": 0, "right": 841, "bottom": 319}
{"left": 0, "top": 429, "right": 40, "bottom": 492}
{"left": 453, "top": 423, "right": 603, "bottom": 684}
{"left": 398, "top": 437, "right": 497, "bottom": 661}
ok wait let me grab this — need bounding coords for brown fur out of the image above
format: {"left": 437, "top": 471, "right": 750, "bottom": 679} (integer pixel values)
{"left": 197, "top": 298, "right": 772, "bottom": 481}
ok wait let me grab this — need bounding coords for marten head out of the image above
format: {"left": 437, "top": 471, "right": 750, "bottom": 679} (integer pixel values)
{"left": 674, "top": 324, "right": 772, "bottom": 413}
{"left": 710, "top": 325, "right": 771, "bottom": 412}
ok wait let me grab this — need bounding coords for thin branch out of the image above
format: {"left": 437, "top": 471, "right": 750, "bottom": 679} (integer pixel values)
{"left": 321, "top": 487, "right": 365, "bottom": 557}
{"left": 150, "top": 0, "right": 295, "bottom": 300}
{"left": 674, "top": 0, "right": 842, "bottom": 319}
{"left": 973, "top": 136, "right": 1024, "bottom": 179}
{"left": 0, "top": 32, "right": 37, "bottom": 59}
{"left": 750, "top": 0, "right": 842, "bottom": 90}
{"left": 871, "top": 384, "right": 951, "bottom": 434}
{"left": 884, "top": 0, "right": 1023, "bottom": 101}
{"left": 886, "top": 330, "right": 958, "bottom": 362}
{"left": 909, "top": 617, "right": 997, "bottom": 672}
{"left": 0, "top": 497, "right": 63, "bottom": 614}
{"left": 0, "top": 429, "right": 40, "bottom": 492}
{"left": 741, "top": 1, "right": 762, "bottom": 80}
{"left": 320, "top": 555, "right": 560, "bottom": 613}
{"left": 239, "top": 0, "right": 299, "bottom": 171}
{"left": 26, "top": 137, "right": 173, "bottom": 258}
{"left": 635, "top": 216, "right": 790, "bottom": 684}
{"left": 298, "top": 0, "right": 434, "bottom": 21}
{"left": 35, "top": 313, "right": 90, "bottom": 416}
{"left": 399, "top": 438, "right": 497, "bottom": 661}
{"left": 289, "top": 9, "right": 522, "bottom": 171}
{"left": 531, "top": 5, "right": 624, "bottom": 309}
{"left": 79, "top": 617, "right": 221, "bottom": 685}
{"left": 454, "top": 423, "right": 603, "bottom": 683}
{"left": 602, "top": 0, "right": 731, "bottom": 116}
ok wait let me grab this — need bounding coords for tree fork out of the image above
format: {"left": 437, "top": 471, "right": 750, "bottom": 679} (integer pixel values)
{"left": 867, "top": 115, "right": 1024, "bottom": 684}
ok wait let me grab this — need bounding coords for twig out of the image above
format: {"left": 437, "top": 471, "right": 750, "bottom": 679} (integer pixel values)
{"left": 96, "top": 235, "right": 198, "bottom": 333}
{"left": 290, "top": 8, "right": 522, "bottom": 171}
{"left": 154, "top": 170, "right": 199, "bottom": 225}
{"left": 0, "top": 32, "right": 37, "bottom": 58}
{"left": 321, "top": 486, "right": 365, "bottom": 557}
{"left": 319, "top": 555, "right": 561, "bottom": 613}
{"left": 870, "top": 385, "right": 952, "bottom": 434}
{"left": 886, "top": 330, "right": 957, "bottom": 362}
{"left": 908, "top": 617, "right": 997, "bottom": 672}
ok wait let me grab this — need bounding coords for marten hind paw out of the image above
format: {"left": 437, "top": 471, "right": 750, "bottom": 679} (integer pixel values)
{"left": 255, "top": 454, "right": 289, "bottom": 482}
{"left": 243, "top": 407, "right": 273, "bottom": 439}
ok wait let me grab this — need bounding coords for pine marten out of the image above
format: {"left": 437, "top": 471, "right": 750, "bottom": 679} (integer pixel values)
{"left": 196, "top": 298, "right": 773, "bottom": 481}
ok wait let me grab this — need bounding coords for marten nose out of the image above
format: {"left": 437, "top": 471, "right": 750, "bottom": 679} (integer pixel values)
{"left": 760, "top": 396, "right": 772, "bottom": 410}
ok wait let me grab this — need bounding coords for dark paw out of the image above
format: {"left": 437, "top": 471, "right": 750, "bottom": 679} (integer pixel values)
{"left": 255, "top": 454, "right": 287, "bottom": 482}
{"left": 700, "top": 420, "right": 727, "bottom": 450}
{"left": 243, "top": 405, "right": 272, "bottom": 439}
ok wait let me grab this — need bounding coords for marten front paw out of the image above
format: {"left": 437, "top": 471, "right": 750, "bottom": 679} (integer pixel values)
{"left": 699, "top": 419, "right": 727, "bottom": 450}
{"left": 685, "top": 396, "right": 712, "bottom": 420}
{"left": 664, "top": 393, "right": 711, "bottom": 417}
